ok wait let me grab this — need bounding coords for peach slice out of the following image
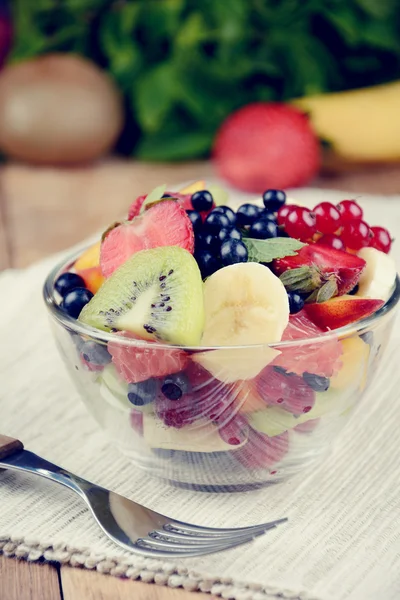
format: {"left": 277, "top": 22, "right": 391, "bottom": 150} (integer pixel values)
{"left": 74, "top": 241, "right": 101, "bottom": 271}
{"left": 178, "top": 180, "right": 206, "bottom": 195}
{"left": 331, "top": 336, "right": 370, "bottom": 390}
{"left": 78, "top": 266, "right": 105, "bottom": 294}
{"left": 304, "top": 296, "right": 384, "bottom": 330}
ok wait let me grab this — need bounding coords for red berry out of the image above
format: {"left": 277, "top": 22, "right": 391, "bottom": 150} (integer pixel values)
{"left": 313, "top": 202, "right": 341, "bottom": 234}
{"left": 369, "top": 226, "right": 392, "bottom": 254}
{"left": 284, "top": 207, "right": 316, "bottom": 242}
{"left": 316, "top": 234, "right": 345, "bottom": 252}
{"left": 213, "top": 103, "right": 320, "bottom": 192}
{"left": 277, "top": 204, "right": 291, "bottom": 226}
{"left": 337, "top": 200, "right": 363, "bottom": 223}
{"left": 340, "top": 219, "right": 371, "bottom": 250}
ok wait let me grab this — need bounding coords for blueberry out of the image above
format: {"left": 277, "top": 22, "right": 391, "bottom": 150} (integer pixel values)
{"left": 161, "top": 372, "right": 190, "bottom": 401}
{"left": 81, "top": 341, "right": 111, "bottom": 365}
{"left": 191, "top": 190, "right": 214, "bottom": 212}
{"left": 287, "top": 292, "right": 304, "bottom": 314}
{"left": 249, "top": 219, "right": 278, "bottom": 239}
{"left": 55, "top": 272, "right": 85, "bottom": 298}
{"left": 236, "top": 203, "right": 261, "bottom": 226}
{"left": 263, "top": 189, "right": 286, "bottom": 212}
{"left": 186, "top": 210, "right": 202, "bottom": 233}
{"left": 212, "top": 206, "right": 237, "bottom": 226}
{"left": 348, "top": 283, "right": 359, "bottom": 296}
{"left": 303, "top": 372, "right": 330, "bottom": 392}
{"left": 220, "top": 239, "right": 248, "bottom": 266}
{"left": 128, "top": 378, "right": 158, "bottom": 406}
{"left": 60, "top": 288, "right": 93, "bottom": 319}
{"left": 204, "top": 211, "right": 230, "bottom": 234}
{"left": 195, "top": 232, "right": 219, "bottom": 253}
{"left": 217, "top": 227, "right": 242, "bottom": 244}
{"left": 258, "top": 209, "right": 277, "bottom": 223}
{"left": 195, "top": 250, "right": 220, "bottom": 278}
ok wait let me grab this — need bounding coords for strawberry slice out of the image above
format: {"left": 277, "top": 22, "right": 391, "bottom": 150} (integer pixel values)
{"left": 128, "top": 192, "right": 192, "bottom": 220}
{"left": 101, "top": 200, "right": 194, "bottom": 278}
{"left": 304, "top": 296, "right": 384, "bottom": 331}
{"left": 127, "top": 194, "right": 147, "bottom": 220}
{"left": 273, "top": 244, "right": 366, "bottom": 297}
{"left": 108, "top": 333, "right": 189, "bottom": 383}
{"left": 272, "top": 310, "right": 343, "bottom": 377}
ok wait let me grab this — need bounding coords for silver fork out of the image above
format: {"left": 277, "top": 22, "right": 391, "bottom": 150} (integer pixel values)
{"left": 0, "top": 434, "right": 287, "bottom": 558}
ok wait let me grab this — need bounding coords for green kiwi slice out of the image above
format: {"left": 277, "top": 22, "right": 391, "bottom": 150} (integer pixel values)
{"left": 79, "top": 246, "right": 204, "bottom": 346}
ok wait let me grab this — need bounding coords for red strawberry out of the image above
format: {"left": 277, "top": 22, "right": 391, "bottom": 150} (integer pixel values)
{"left": 101, "top": 200, "right": 194, "bottom": 278}
{"left": 127, "top": 194, "right": 147, "bottom": 220}
{"left": 127, "top": 192, "right": 192, "bottom": 220}
{"left": 256, "top": 367, "right": 315, "bottom": 416}
{"left": 108, "top": 333, "right": 189, "bottom": 383}
{"left": 213, "top": 103, "right": 320, "bottom": 193}
{"left": 304, "top": 297, "right": 384, "bottom": 331}
{"left": 233, "top": 430, "right": 289, "bottom": 469}
{"left": 273, "top": 244, "right": 366, "bottom": 297}
{"left": 272, "top": 310, "right": 343, "bottom": 377}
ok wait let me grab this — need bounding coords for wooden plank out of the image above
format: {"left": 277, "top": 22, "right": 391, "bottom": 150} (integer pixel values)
{"left": 61, "top": 566, "right": 215, "bottom": 600}
{"left": 0, "top": 556, "right": 61, "bottom": 600}
{"left": 2, "top": 160, "right": 212, "bottom": 268}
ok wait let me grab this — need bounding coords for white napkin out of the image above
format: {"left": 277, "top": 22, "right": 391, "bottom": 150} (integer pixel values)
{"left": 1, "top": 188, "right": 400, "bottom": 600}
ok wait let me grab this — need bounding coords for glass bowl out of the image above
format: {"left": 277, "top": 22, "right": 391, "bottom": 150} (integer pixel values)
{"left": 43, "top": 247, "right": 400, "bottom": 491}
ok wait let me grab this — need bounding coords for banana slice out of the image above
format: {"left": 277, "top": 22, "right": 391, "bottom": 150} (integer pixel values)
{"left": 356, "top": 247, "right": 397, "bottom": 302}
{"left": 194, "top": 263, "right": 289, "bottom": 382}
{"left": 143, "top": 414, "right": 247, "bottom": 452}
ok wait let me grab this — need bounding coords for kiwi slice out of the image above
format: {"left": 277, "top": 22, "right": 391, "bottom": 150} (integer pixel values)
{"left": 79, "top": 246, "right": 204, "bottom": 346}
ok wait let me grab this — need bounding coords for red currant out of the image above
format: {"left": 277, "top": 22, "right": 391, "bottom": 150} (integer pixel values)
{"left": 340, "top": 219, "right": 371, "bottom": 250}
{"left": 284, "top": 207, "right": 316, "bottom": 242}
{"left": 313, "top": 202, "right": 341, "bottom": 234}
{"left": 369, "top": 226, "right": 392, "bottom": 253}
{"left": 336, "top": 199, "right": 363, "bottom": 223}
{"left": 277, "top": 204, "right": 291, "bottom": 226}
{"left": 316, "top": 234, "right": 345, "bottom": 252}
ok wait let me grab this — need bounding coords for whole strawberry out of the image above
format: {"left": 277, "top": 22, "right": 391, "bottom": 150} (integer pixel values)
{"left": 213, "top": 103, "right": 320, "bottom": 192}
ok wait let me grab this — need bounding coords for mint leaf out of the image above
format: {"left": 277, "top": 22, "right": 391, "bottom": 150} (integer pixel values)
{"left": 139, "top": 184, "right": 167, "bottom": 213}
{"left": 243, "top": 238, "right": 305, "bottom": 263}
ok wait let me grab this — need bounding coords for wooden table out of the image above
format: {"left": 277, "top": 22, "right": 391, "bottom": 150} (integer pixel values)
{"left": 1, "top": 158, "right": 400, "bottom": 599}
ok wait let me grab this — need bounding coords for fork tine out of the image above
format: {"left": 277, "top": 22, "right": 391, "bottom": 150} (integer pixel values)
{"left": 134, "top": 531, "right": 265, "bottom": 557}
{"left": 164, "top": 517, "right": 287, "bottom": 538}
{"left": 152, "top": 520, "right": 282, "bottom": 544}
{"left": 137, "top": 534, "right": 257, "bottom": 552}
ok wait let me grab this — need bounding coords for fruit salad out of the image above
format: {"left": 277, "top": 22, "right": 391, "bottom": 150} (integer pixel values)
{"left": 47, "top": 181, "right": 399, "bottom": 489}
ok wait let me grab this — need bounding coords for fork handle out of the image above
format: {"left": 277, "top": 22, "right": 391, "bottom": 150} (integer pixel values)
{"left": 0, "top": 434, "right": 24, "bottom": 460}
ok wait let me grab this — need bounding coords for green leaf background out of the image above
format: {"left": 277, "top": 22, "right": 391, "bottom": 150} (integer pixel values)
{"left": 9, "top": 0, "right": 400, "bottom": 160}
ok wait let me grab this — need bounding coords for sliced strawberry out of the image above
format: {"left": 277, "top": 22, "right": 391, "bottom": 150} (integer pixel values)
{"left": 127, "top": 194, "right": 147, "bottom": 220}
{"left": 127, "top": 192, "right": 193, "bottom": 220}
{"left": 233, "top": 430, "right": 289, "bottom": 469}
{"left": 256, "top": 367, "right": 315, "bottom": 416}
{"left": 108, "top": 333, "right": 189, "bottom": 383}
{"left": 273, "top": 244, "right": 366, "bottom": 296}
{"left": 101, "top": 200, "right": 194, "bottom": 278}
{"left": 304, "top": 297, "right": 384, "bottom": 331}
{"left": 272, "top": 310, "right": 343, "bottom": 377}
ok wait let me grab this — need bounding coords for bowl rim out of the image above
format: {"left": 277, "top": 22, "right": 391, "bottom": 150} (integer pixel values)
{"left": 43, "top": 244, "right": 400, "bottom": 350}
